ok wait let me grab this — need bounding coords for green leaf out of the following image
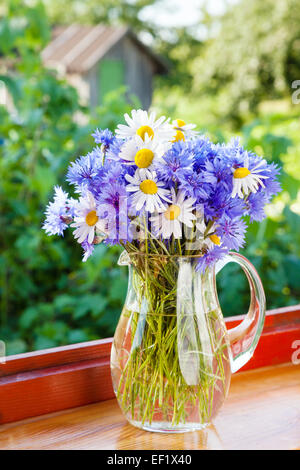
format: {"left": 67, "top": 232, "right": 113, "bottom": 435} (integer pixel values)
{"left": 19, "top": 307, "right": 38, "bottom": 330}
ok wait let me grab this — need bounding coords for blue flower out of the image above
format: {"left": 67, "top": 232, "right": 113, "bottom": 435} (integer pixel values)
{"left": 225, "top": 196, "right": 246, "bottom": 219}
{"left": 156, "top": 141, "right": 194, "bottom": 183}
{"left": 221, "top": 137, "right": 244, "bottom": 165}
{"left": 264, "top": 179, "right": 282, "bottom": 202}
{"left": 102, "top": 160, "right": 134, "bottom": 185}
{"left": 98, "top": 181, "right": 130, "bottom": 245}
{"left": 106, "top": 137, "right": 124, "bottom": 161}
{"left": 262, "top": 163, "right": 281, "bottom": 200}
{"left": 204, "top": 157, "right": 232, "bottom": 191}
{"left": 196, "top": 246, "right": 229, "bottom": 273}
{"left": 43, "top": 186, "right": 71, "bottom": 236}
{"left": 66, "top": 148, "right": 103, "bottom": 190}
{"left": 204, "top": 187, "right": 233, "bottom": 220}
{"left": 98, "top": 180, "right": 127, "bottom": 207}
{"left": 193, "top": 136, "right": 218, "bottom": 173}
{"left": 216, "top": 216, "right": 247, "bottom": 250}
{"left": 91, "top": 128, "right": 114, "bottom": 147}
{"left": 246, "top": 191, "right": 267, "bottom": 222}
{"left": 81, "top": 239, "right": 95, "bottom": 262}
{"left": 244, "top": 162, "right": 281, "bottom": 220}
{"left": 178, "top": 169, "right": 209, "bottom": 201}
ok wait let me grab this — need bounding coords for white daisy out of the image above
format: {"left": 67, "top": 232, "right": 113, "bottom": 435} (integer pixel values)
{"left": 231, "top": 152, "right": 269, "bottom": 199}
{"left": 205, "top": 232, "right": 222, "bottom": 249}
{"left": 195, "top": 206, "right": 221, "bottom": 249}
{"left": 116, "top": 109, "right": 176, "bottom": 142}
{"left": 172, "top": 118, "right": 198, "bottom": 141}
{"left": 119, "top": 134, "right": 168, "bottom": 170}
{"left": 150, "top": 189, "right": 196, "bottom": 239}
{"left": 125, "top": 169, "right": 171, "bottom": 213}
{"left": 71, "top": 191, "right": 107, "bottom": 244}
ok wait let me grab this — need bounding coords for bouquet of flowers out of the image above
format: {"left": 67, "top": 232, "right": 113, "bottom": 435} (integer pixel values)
{"left": 43, "top": 109, "right": 281, "bottom": 429}
{"left": 44, "top": 109, "right": 280, "bottom": 267}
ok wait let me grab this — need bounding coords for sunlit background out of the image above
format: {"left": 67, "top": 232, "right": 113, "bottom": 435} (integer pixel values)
{"left": 1, "top": 0, "right": 300, "bottom": 355}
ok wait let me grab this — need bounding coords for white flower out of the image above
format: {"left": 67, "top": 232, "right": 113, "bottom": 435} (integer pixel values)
{"left": 195, "top": 206, "right": 221, "bottom": 249}
{"left": 125, "top": 169, "right": 170, "bottom": 213}
{"left": 231, "top": 152, "right": 269, "bottom": 198}
{"left": 71, "top": 192, "right": 107, "bottom": 244}
{"left": 116, "top": 109, "right": 176, "bottom": 142}
{"left": 172, "top": 118, "right": 198, "bottom": 140}
{"left": 119, "top": 134, "right": 168, "bottom": 170}
{"left": 150, "top": 189, "right": 196, "bottom": 239}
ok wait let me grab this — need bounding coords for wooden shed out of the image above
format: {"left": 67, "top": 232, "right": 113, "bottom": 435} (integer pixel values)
{"left": 42, "top": 25, "right": 168, "bottom": 109}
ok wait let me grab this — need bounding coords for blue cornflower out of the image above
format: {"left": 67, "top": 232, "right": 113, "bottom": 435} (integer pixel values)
{"left": 91, "top": 128, "right": 114, "bottom": 147}
{"left": 196, "top": 246, "right": 229, "bottom": 274}
{"left": 156, "top": 141, "right": 194, "bottom": 183}
{"left": 43, "top": 186, "right": 71, "bottom": 236}
{"left": 246, "top": 191, "right": 267, "bottom": 222}
{"left": 264, "top": 179, "right": 282, "bottom": 202}
{"left": 66, "top": 148, "right": 103, "bottom": 189}
{"left": 66, "top": 197, "right": 79, "bottom": 218}
{"left": 221, "top": 137, "right": 244, "bottom": 164}
{"left": 93, "top": 160, "right": 135, "bottom": 196}
{"left": 103, "top": 160, "right": 134, "bottom": 185}
{"left": 178, "top": 169, "right": 209, "bottom": 201}
{"left": 204, "top": 157, "right": 232, "bottom": 191}
{"left": 106, "top": 137, "right": 124, "bottom": 161}
{"left": 204, "top": 187, "right": 233, "bottom": 220}
{"left": 224, "top": 196, "right": 246, "bottom": 219}
{"left": 98, "top": 180, "right": 127, "bottom": 208}
{"left": 216, "top": 216, "right": 247, "bottom": 250}
{"left": 81, "top": 239, "right": 95, "bottom": 262}
{"left": 193, "top": 137, "right": 218, "bottom": 173}
{"left": 262, "top": 163, "right": 281, "bottom": 201}
{"left": 98, "top": 181, "right": 130, "bottom": 245}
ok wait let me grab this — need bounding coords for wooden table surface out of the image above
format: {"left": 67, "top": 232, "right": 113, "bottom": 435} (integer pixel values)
{"left": 0, "top": 363, "right": 299, "bottom": 450}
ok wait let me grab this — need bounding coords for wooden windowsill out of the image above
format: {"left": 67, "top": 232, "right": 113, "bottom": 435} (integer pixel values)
{"left": 0, "top": 362, "right": 299, "bottom": 450}
{"left": 1, "top": 305, "right": 299, "bottom": 425}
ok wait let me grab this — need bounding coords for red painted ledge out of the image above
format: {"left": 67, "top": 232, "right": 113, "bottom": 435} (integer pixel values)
{"left": 0, "top": 305, "right": 299, "bottom": 425}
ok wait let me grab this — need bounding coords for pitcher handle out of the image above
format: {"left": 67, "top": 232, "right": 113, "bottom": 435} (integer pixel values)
{"left": 215, "top": 252, "right": 266, "bottom": 373}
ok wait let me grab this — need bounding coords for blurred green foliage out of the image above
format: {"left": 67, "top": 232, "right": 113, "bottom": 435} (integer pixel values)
{"left": 0, "top": 0, "right": 299, "bottom": 355}
{"left": 43, "top": 0, "right": 161, "bottom": 36}
{"left": 0, "top": 1, "right": 136, "bottom": 354}
{"left": 192, "top": 0, "right": 300, "bottom": 124}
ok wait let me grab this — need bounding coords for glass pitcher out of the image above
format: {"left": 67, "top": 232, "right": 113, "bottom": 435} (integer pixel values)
{"left": 111, "top": 252, "right": 265, "bottom": 433}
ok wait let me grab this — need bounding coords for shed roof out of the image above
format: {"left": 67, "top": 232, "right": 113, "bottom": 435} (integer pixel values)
{"left": 42, "top": 25, "right": 168, "bottom": 75}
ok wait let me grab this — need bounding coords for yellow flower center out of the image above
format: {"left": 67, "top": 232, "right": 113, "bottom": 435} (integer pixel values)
{"left": 139, "top": 179, "right": 158, "bottom": 195}
{"left": 172, "top": 130, "right": 185, "bottom": 142}
{"left": 136, "top": 125, "right": 154, "bottom": 140}
{"left": 176, "top": 119, "right": 186, "bottom": 128}
{"left": 164, "top": 204, "right": 181, "bottom": 220}
{"left": 85, "top": 210, "right": 98, "bottom": 227}
{"left": 209, "top": 234, "right": 221, "bottom": 246}
{"left": 134, "top": 149, "right": 155, "bottom": 168}
{"left": 233, "top": 167, "right": 251, "bottom": 179}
